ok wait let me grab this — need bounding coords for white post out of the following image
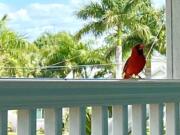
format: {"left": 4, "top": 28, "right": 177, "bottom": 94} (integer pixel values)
{"left": 45, "top": 109, "right": 55, "bottom": 135}
{"left": 166, "top": 0, "right": 180, "bottom": 134}
{"left": 44, "top": 108, "right": 62, "bottom": 135}
{"left": 112, "top": 105, "right": 128, "bottom": 135}
{"left": 0, "top": 110, "right": 7, "bottom": 135}
{"left": 17, "top": 109, "right": 36, "bottom": 135}
{"left": 166, "top": 0, "right": 180, "bottom": 78}
{"left": 91, "top": 106, "right": 108, "bottom": 135}
{"left": 166, "top": 0, "right": 173, "bottom": 79}
{"left": 69, "top": 107, "right": 86, "bottom": 135}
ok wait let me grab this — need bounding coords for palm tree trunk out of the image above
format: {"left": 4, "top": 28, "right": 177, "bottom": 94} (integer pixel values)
{"left": 73, "top": 70, "right": 76, "bottom": 79}
{"left": 145, "top": 58, "right": 151, "bottom": 79}
{"left": 115, "top": 29, "right": 123, "bottom": 79}
{"left": 115, "top": 46, "right": 122, "bottom": 79}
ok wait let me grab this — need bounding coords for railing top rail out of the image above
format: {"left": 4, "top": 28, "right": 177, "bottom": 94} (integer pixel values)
{"left": 0, "top": 78, "right": 180, "bottom": 82}
{"left": 0, "top": 79, "right": 180, "bottom": 109}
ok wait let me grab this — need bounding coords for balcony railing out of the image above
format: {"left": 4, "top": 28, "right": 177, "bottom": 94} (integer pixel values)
{"left": 0, "top": 79, "right": 180, "bottom": 135}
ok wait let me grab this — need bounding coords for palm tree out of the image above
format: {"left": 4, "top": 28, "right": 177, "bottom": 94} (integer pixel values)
{"left": 34, "top": 32, "right": 112, "bottom": 78}
{"left": 0, "top": 29, "right": 39, "bottom": 77}
{"left": 34, "top": 32, "right": 79, "bottom": 78}
{"left": 75, "top": 0, "right": 152, "bottom": 79}
{"left": 0, "top": 15, "right": 40, "bottom": 77}
{"left": 122, "top": 6, "right": 166, "bottom": 78}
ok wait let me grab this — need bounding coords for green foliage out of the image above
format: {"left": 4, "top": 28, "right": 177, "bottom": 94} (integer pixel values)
{"left": 122, "top": 6, "right": 166, "bottom": 59}
{"left": 0, "top": 0, "right": 166, "bottom": 79}
{"left": 76, "top": 0, "right": 152, "bottom": 44}
{"left": 0, "top": 15, "right": 111, "bottom": 78}
{"left": 75, "top": 0, "right": 166, "bottom": 63}
{"left": 0, "top": 27, "right": 39, "bottom": 77}
{"left": 34, "top": 32, "right": 111, "bottom": 78}
{"left": 37, "top": 128, "right": 45, "bottom": 134}
{"left": 0, "top": 14, "right": 8, "bottom": 32}
{"left": 86, "top": 109, "right": 91, "bottom": 135}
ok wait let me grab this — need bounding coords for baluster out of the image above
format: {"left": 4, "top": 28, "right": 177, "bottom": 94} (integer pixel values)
{"left": 149, "top": 104, "right": 163, "bottom": 135}
{"left": 44, "top": 108, "right": 62, "bottom": 135}
{"left": 17, "top": 109, "right": 36, "bottom": 135}
{"left": 91, "top": 106, "right": 108, "bottom": 135}
{"left": 112, "top": 105, "right": 128, "bottom": 135}
{"left": 69, "top": 107, "right": 86, "bottom": 135}
{"left": 166, "top": 103, "right": 180, "bottom": 135}
{"left": 132, "top": 104, "right": 146, "bottom": 135}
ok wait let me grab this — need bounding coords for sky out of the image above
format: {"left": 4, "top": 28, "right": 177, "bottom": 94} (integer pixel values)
{"left": 0, "top": 0, "right": 165, "bottom": 41}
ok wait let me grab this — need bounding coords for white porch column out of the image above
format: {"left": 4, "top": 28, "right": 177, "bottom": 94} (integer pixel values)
{"left": 166, "top": 0, "right": 180, "bottom": 78}
{"left": 166, "top": 0, "right": 180, "bottom": 135}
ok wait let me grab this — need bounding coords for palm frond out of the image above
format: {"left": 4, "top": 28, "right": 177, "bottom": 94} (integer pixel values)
{"left": 122, "top": 34, "right": 143, "bottom": 59}
{"left": 0, "top": 14, "right": 8, "bottom": 31}
{"left": 130, "top": 23, "right": 152, "bottom": 43}
{"left": 75, "top": 20, "right": 107, "bottom": 40}
{"left": 123, "top": 0, "right": 142, "bottom": 13}
{"left": 104, "top": 10, "right": 121, "bottom": 28}
{"left": 1, "top": 14, "right": 8, "bottom": 22}
{"left": 76, "top": 2, "right": 104, "bottom": 20}
{"left": 101, "top": 0, "right": 116, "bottom": 9}
{"left": 104, "top": 44, "right": 116, "bottom": 60}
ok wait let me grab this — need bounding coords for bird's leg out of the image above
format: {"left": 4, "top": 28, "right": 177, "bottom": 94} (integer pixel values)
{"left": 132, "top": 74, "right": 141, "bottom": 80}
{"left": 132, "top": 74, "right": 136, "bottom": 79}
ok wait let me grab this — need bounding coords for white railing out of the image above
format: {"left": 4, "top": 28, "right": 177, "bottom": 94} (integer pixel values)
{"left": 0, "top": 79, "right": 180, "bottom": 135}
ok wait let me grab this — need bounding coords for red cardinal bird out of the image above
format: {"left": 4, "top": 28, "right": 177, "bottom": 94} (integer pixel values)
{"left": 123, "top": 44, "right": 146, "bottom": 79}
